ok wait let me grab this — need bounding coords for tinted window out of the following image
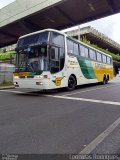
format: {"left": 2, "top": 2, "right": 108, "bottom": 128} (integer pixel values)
{"left": 96, "top": 52, "right": 102, "bottom": 62}
{"left": 84, "top": 47, "right": 89, "bottom": 58}
{"left": 107, "top": 56, "right": 111, "bottom": 64}
{"left": 67, "top": 39, "right": 79, "bottom": 56}
{"left": 51, "top": 47, "right": 59, "bottom": 60}
{"left": 89, "top": 49, "right": 96, "bottom": 60}
{"left": 102, "top": 55, "right": 107, "bottom": 63}
{"left": 73, "top": 43, "right": 79, "bottom": 55}
{"left": 51, "top": 32, "right": 64, "bottom": 48}
{"left": 18, "top": 32, "right": 49, "bottom": 47}
{"left": 80, "top": 45, "right": 85, "bottom": 57}
{"left": 67, "top": 39, "right": 74, "bottom": 54}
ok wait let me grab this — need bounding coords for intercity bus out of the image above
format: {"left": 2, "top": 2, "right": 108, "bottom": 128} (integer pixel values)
{"left": 13, "top": 29, "right": 113, "bottom": 90}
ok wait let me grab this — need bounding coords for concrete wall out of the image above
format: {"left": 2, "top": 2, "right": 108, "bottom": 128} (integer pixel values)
{"left": 0, "top": 0, "right": 62, "bottom": 27}
{"left": 0, "top": 63, "right": 15, "bottom": 83}
{"left": 65, "top": 26, "right": 120, "bottom": 52}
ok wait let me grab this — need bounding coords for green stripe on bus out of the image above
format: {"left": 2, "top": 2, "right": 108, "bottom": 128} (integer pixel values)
{"left": 77, "top": 57, "right": 96, "bottom": 79}
{"left": 29, "top": 71, "right": 43, "bottom": 76}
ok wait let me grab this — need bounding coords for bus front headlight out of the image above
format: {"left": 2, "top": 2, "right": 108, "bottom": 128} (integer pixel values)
{"left": 35, "top": 75, "right": 44, "bottom": 79}
{"left": 14, "top": 76, "right": 19, "bottom": 79}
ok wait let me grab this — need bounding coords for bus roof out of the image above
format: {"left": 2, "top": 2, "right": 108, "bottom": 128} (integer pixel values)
{"left": 19, "top": 29, "right": 66, "bottom": 39}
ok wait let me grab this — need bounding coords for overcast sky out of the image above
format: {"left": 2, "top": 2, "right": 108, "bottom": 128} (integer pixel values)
{"left": 0, "top": 0, "right": 15, "bottom": 8}
{"left": 1, "top": 0, "right": 120, "bottom": 43}
{"left": 63, "top": 13, "right": 120, "bottom": 44}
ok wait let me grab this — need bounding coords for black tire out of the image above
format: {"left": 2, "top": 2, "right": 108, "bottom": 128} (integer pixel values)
{"left": 105, "top": 77, "right": 108, "bottom": 84}
{"left": 103, "top": 76, "right": 108, "bottom": 85}
{"left": 67, "top": 75, "right": 76, "bottom": 91}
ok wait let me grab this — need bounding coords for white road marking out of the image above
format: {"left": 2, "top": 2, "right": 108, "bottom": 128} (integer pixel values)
{"left": 79, "top": 116, "right": 120, "bottom": 154}
{"left": 62, "top": 84, "right": 120, "bottom": 96}
{"left": 47, "top": 95, "right": 120, "bottom": 106}
{"left": 1, "top": 87, "right": 120, "bottom": 106}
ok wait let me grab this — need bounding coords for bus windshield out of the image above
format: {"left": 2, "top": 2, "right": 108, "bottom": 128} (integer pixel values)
{"left": 15, "top": 31, "right": 65, "bottom": 73}
{"left": 16, "top": 45, "right": 49, "bottom": 72}
{"left": 16, "top": 31, "right": 50, "bottom": 72}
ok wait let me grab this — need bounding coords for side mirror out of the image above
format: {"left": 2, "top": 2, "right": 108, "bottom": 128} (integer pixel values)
{"left": 15, "top": 48, "right": 19, "bottom": 52}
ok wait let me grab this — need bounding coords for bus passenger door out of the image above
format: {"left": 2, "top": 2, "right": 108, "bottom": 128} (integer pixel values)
{"left": 50, "top": 46, "right": 60, "bottom": 74}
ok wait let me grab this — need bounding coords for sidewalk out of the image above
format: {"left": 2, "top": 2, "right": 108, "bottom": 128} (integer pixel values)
{"left": 0, "top": 86, "right": 15, "bottom": 90}
{"left": 114, "top": 76, "right": 120, "bottom": 80}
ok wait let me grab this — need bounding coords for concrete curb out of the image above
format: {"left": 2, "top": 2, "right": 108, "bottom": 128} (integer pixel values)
{"left": 0, "top": 86, "right": 15, "bottom": 90}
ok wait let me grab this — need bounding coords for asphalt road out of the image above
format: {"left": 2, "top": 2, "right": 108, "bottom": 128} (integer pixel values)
{"left": 0, "top": 79, "right": 120, "bottom": 158}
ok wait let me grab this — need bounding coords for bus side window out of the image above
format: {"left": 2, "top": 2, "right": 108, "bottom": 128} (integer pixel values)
{"left": 89, "top": 49, "right": 96, "bottom": 60}
{"left": 84, "top": 47, "right": 89, "bottom": 58}
{"left": 107, "top": 56, "right": 111, "bottom": 64}
{"left": 110, "top": 58, "right": 112, "bottom": 64}
{"left": 97, "top": 52, "right": 102, "bottom": 62}
{"left": 102, "top": 54, "right": 107, "bottom": 63}
{"left": 73, "top": 42, "right": 79, "bottom": 56}
{"left": 67, "top": 39, "right": 74, "bottom": 55}
{"left": 80, "top": 45, "right": 85, "bottom": 57}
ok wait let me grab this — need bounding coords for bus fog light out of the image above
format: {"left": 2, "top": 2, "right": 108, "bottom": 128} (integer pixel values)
{"left": 36, "top": 82, "right": 43, "bottom": 85}
{"left": 14, "top": 82, "right": 18, "bottom": 85}
{"left": 14, "top": 82, "right": 19, "bottom": 87}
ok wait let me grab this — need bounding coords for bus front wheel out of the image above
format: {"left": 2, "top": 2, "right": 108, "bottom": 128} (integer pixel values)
{"left": 67, "top": 75, "right": 76, "bottom": 91}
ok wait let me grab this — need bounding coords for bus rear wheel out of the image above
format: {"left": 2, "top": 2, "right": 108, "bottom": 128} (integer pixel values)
{"left": 103, "top": 75, "right": 108, "bottom": 85}
{"left": 67, "top": 75, "right": 76, "bottom": 91}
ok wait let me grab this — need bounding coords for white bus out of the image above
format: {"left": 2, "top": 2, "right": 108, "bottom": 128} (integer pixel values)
{"left": 13, "top": 29, "right": 113, "bottom": 90}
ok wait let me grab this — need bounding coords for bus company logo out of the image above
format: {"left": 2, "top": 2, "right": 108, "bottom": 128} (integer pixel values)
{"left": 68, "top": 60, "right": 78, "bottom": 66}
{"left": 95, "top": 63, "right": 106, "bottom": 68}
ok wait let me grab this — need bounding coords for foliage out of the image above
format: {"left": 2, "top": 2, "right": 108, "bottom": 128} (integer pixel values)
{"left": 0, "top": 51, "right": 16, "bottom": 60}
{"left": 0, "top": 81, "right": 14, "bottom": 86}
{"left": 2, "top": 48, "right": 6, "bottom": 53}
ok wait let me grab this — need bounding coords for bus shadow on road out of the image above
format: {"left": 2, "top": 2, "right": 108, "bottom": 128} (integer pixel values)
{"left": 13, "top": 82, "right": 113, "bottom": 97}
{"left": 14, "top": 92, "right": 45, "bottom": 97}
{"left": 19, "top": 82, "right": 111, "bottom": 96}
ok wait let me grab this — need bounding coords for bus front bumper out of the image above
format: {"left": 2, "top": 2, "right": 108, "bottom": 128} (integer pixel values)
{"left": 13, "top": 78, "right": 50, "bottom": 90}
